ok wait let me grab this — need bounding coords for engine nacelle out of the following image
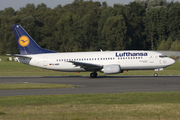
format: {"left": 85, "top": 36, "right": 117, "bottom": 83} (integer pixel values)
{"left": 102, "top": 64, "right": 122, "bottom": 74}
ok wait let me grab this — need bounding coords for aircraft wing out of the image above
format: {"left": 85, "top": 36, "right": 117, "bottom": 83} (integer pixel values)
{"left": 68, "top": 61, "right": 103, "bottom": 71}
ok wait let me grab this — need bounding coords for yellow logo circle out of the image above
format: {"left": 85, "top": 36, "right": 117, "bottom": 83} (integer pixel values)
{"left": 18, "top": 36, "right": 30, "bottom": 47}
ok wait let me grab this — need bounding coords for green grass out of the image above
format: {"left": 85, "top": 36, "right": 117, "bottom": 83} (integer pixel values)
{"left": 0, "top": 92, "right": 180, "bottom": 120}
{"left": 0, "top": 55, "right": 180, "bottom": 76}
{"left": 0, "top": 83, "right": 77, "bottom": 90}
{"left": 1, "top": 92, "right": 180, "bottom": 105}
{"left": 0, "top": 56, "right": 11, "bottom": 61}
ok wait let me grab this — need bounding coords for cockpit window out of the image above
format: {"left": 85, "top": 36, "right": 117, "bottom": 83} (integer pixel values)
{"left": 159, "top": 54, "right": 167, "bottom": 58}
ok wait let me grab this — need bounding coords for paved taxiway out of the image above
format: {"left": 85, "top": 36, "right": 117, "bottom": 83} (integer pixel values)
{"left": 0, "top": 76, "right": 180, "bottom": 96}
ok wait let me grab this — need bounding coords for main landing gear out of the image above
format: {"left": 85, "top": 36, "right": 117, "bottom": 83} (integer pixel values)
{"left": 90, "top": 72, "right": 98, "bottom": 78}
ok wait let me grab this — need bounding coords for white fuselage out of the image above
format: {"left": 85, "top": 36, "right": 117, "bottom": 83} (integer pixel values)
{"left": 16, "top": 51, "right": 175, "bottom": 73}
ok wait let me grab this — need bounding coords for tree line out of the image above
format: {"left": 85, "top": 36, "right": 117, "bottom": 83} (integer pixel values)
{"left": 0, "top": 0, "right": 180, "bottom": 54}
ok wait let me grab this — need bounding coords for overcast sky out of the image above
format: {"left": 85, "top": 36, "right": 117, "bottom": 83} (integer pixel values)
{"left": 0, "top": 0, "right": 178, "bottom": 11}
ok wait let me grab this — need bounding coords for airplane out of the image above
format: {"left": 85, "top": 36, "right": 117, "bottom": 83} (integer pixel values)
{"left": 12, "top": 24, "right": 175, "bottom": 78}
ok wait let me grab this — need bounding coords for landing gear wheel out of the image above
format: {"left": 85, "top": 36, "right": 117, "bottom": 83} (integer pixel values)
{"left": 90, "top": 73, "right": 97, "bottom": 78}
{"left": 154, "top": 73, "right": 158, "bottom": 77}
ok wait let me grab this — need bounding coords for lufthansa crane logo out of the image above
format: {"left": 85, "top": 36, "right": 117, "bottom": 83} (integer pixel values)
{"left": 18, "top": 35, "right": 30, "bottom": 47}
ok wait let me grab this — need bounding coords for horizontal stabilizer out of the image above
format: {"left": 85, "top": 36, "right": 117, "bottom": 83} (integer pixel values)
{"left": 7, "top": 54, "right": 32, "bottom": 58}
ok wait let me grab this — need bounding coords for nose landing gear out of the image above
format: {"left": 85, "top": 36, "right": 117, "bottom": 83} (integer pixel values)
{"left": 154, "top": 73, "right": 158, "bottom": 77}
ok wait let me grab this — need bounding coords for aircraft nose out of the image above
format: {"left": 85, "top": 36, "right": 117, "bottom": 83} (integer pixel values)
{"left": 168, "top": 58, "right": 175, "bottom": 65}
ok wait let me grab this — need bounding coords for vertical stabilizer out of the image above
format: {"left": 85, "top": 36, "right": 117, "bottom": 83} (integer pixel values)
{"left": 12, "top": 24, "right": 56, "bottom": 55}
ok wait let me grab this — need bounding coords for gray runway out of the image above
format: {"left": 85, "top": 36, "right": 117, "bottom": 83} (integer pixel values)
{"left": 0, "top": 76, "right": 180, "bottom": 96}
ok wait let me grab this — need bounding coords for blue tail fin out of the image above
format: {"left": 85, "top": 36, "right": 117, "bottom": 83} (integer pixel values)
{"left": 12, "top": 24, "right": 56, "bottom": 55}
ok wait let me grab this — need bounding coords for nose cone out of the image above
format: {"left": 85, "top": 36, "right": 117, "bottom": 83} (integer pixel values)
{"left": 168, "top": 58, "right": 175, "bottom": 65}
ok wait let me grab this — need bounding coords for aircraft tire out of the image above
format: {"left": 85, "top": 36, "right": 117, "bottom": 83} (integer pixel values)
{"left": 154, "top": 73, "right": 158, "bottom": 77}
{"left": 90, "top": 73, "right": 97, "bottom": 78}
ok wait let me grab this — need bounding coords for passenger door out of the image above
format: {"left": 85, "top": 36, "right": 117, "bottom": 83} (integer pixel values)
{"left": 149, "top": 54, "right": 154, "bottom": 63}
{"left": 43, "top": 57, "right": 48, "bottom": 66}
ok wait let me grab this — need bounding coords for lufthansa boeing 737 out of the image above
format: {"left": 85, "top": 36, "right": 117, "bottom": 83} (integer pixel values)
{"left": 12, "top": 24, "right": 175, "bottom": 78}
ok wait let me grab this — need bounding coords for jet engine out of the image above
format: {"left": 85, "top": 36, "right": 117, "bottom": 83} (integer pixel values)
{"left": 102, "top": 64, "right": 122, "bottom": 74}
